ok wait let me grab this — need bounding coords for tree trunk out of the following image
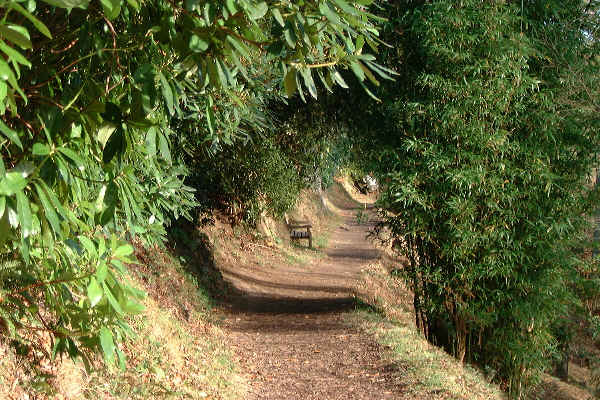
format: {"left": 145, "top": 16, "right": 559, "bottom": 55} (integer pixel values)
{"left": 555, "top": 342, "right": 569, "bottom": 380}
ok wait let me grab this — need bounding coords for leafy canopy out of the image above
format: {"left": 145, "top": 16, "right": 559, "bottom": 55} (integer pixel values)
{"left": 0, "top": 0, "right": 388, "bottom": 366}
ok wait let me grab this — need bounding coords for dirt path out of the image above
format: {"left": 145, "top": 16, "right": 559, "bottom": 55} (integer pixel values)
{"left": 219, "top": 208, "right": 402, "bottom": 399}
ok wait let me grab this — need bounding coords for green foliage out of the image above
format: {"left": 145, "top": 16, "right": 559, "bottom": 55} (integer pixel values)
{"left": 0, "top": 0, "right": 387, "bottom": 367}
{"left": 185, "top": 94, "right": 359, "bottom": 225}
{"left": 190, "top": 136, "right": 304, "bottom": 225}
{"left": 273, "top": 96, "right": 360, "bottom": 190}
{"left": 371, "top": 1, "right": 600, "bottom": 397}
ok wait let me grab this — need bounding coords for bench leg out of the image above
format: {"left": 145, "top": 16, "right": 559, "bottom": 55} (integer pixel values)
{"left": 308, "top": 228, "right": 312, "bottom": 248}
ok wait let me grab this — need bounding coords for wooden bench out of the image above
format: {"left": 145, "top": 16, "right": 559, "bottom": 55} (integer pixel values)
{"left": 284, "top": 214, "right": 312, "bottom": 248}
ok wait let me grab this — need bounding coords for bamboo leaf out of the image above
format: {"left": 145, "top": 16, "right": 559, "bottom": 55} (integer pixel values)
{"left": 159, "top": 71, "right": 174, "bottom": 115}
{"left": 34, "top": 182, "right": 61, "bottom": 236}
{"left": 16, "top": 190, "right": 32, "bottom": 238}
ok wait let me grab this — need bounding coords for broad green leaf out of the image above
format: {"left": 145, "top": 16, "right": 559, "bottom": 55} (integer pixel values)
{"left": 360, "top": 62, "right": 379, "bottom": 86}
{"left": 111, "top": 258, "right": 126, "bottom": 274}
{"left": 40, "top": 0, "right": 90, "bottom": 10}
{"left": 225, "top": 0, "right": 237, "bottom": 13}
{"left": 103, "top": 127, "right": 125, "bottom": 164}
{"left": 0, "top": 82, "right": 5, "bottom": 110}
{"left": 98, "top": 123, "right": 117, "bottom": 148}
{"left": 99, "top": 327, "right": 115, "bottom": 364}
{"left": 271, "top": 8, "right": 285, "bottom": 27}
{"left": 32, "top": 143, "right": 50, "bottom": 156}
{"left": 103, "top": 282, "right": 123, "bottom": 314}
{"left": 38, "top": 181, "right": 68, "bottom": 220}
{"left": 14, "top": 162, "right": 33, "bottom": 179}
{"left": 9, "top": 2, "right": 52, "bottom": 38}
{"left": 0, "top": 25, "right": 32, "bottom": 49}
{"left": 0, "top": 120, "right": 23, "bottom": 149}
{"left": 95, "top": 185, "right": 107, "bottom": 212}
{"left": 350, "top": 61, "right": 365, "bottom": 81}
{"left": 0, "top": 40, "right": 31, "bottom": 67}
{"left": 332, "top": 70, "right": 349, "bottom": 88}
{"left": 0, "top": 59, "right": 14, "bottom": 81}
{"left": 284, "top": 69, "right": 297, "bottom": 98}
{"left": 284, "top": 27, "right": 296, "bottom": 49}
{"left": 145, "top": 126, "right": 157, "bottom": 155}
{"left": 206, "top": 105, "right": 216, "bottom": 136}
{"left": 124, "top": 283, "right": 146, "bottom": 299}
{"left": 300, "top": 68, "right": 317, "bottom": 99}
{"left": 317, "top": 70, "right": 333, "bottom": 93}
{"left": 355, "top": 35, "right": 365, "bottom": 52}
{"left": 364, "top": 60, "right": 396, "bottom": 81}
{"left": 206, "top": 58, "right": 221, "bottom": 88}
{"left": 319, "top": 2, "right": 341, "bottom": 26}
{"left": 96, "top": 262, "right": 108, "bottom": 283}
{"left": 98, "top": 236, "right": 106, "bottom": 258}
{"left": 116, "top": 348, "right": 126, "bottom": 371}
{"left": 0, "top": 203, "right": 8, "bottom": 247}
{"left": 189, "top": 35, "right": 209, "bottom": 52}
{"left": 248, "top": 2, "right": 268, "bottom": 20}
{"left": 295, "top": 72, "right": 306, "bottom": 102}
{"left": 79, "top": 236, "right": 97, "bottom": 258}
{"left": 0, "top": 172, "right": 27, "bottom": 196}
{"left": 100, "top": 0, "right": 121, "bottom": 19}
{"left": 4, "top": 62, "right": 25, "bottom": 101}
{"left": 0, "top": 196, "right": 5, "bottom": 218}
{"left": 113, "top": 244, "right": 133, "bottom": 257}
{"left": 98, "top": 203, "right": 115, "bottom": 227}
{"left": 226, "top": 36, "right": 251, "bottom": 60}
{"left": 58, "top": 147, "right": 85, "bottom": 168}
{"left": 215, "top": 59, "right": 229, "bottom": 87}
{"left": 230, "top": 51, "right": 249, "bottom": 80}
{"left": 122, "top": 299, "right": 144, "bottom": 314}
{"left": 126, "top": 0, "right": 139, "bottom": 10}
{"left": 87, "top": 278, "right": 103, "bottom": 307}
{"left": 332, "top": 0, "right": 359, "bottom": 16}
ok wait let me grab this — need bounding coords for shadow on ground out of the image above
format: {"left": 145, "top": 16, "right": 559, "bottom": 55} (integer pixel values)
{"left": 168, "top": 219, "right": 363, "bottom": 316}
{"left": 168, "top": 181, "right": 381, "bottom": 318}
{"left": 167, "top": 221, "right": 234, "bottom": 304}
{"left": 226, "top": 294, "right": 357, "bottom": 315}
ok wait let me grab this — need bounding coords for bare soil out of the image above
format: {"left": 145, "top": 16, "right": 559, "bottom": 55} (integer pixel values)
{"left": 219, "top": 206, "right": 404, "bottom": 399}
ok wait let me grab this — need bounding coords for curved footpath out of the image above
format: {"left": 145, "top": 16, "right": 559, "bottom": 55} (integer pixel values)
{"left": 219, "top": 208, "right": 402, "bottom": 400}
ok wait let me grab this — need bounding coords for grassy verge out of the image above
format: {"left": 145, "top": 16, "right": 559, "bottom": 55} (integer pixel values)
{"left": 0, "top": 245, "right": 244, "bottom": 400}
{"left": 351, "top": 255, "right": 505, "bottom": 400}
{"left": 349, "top": 310, "right": 504, "bottom": 400}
